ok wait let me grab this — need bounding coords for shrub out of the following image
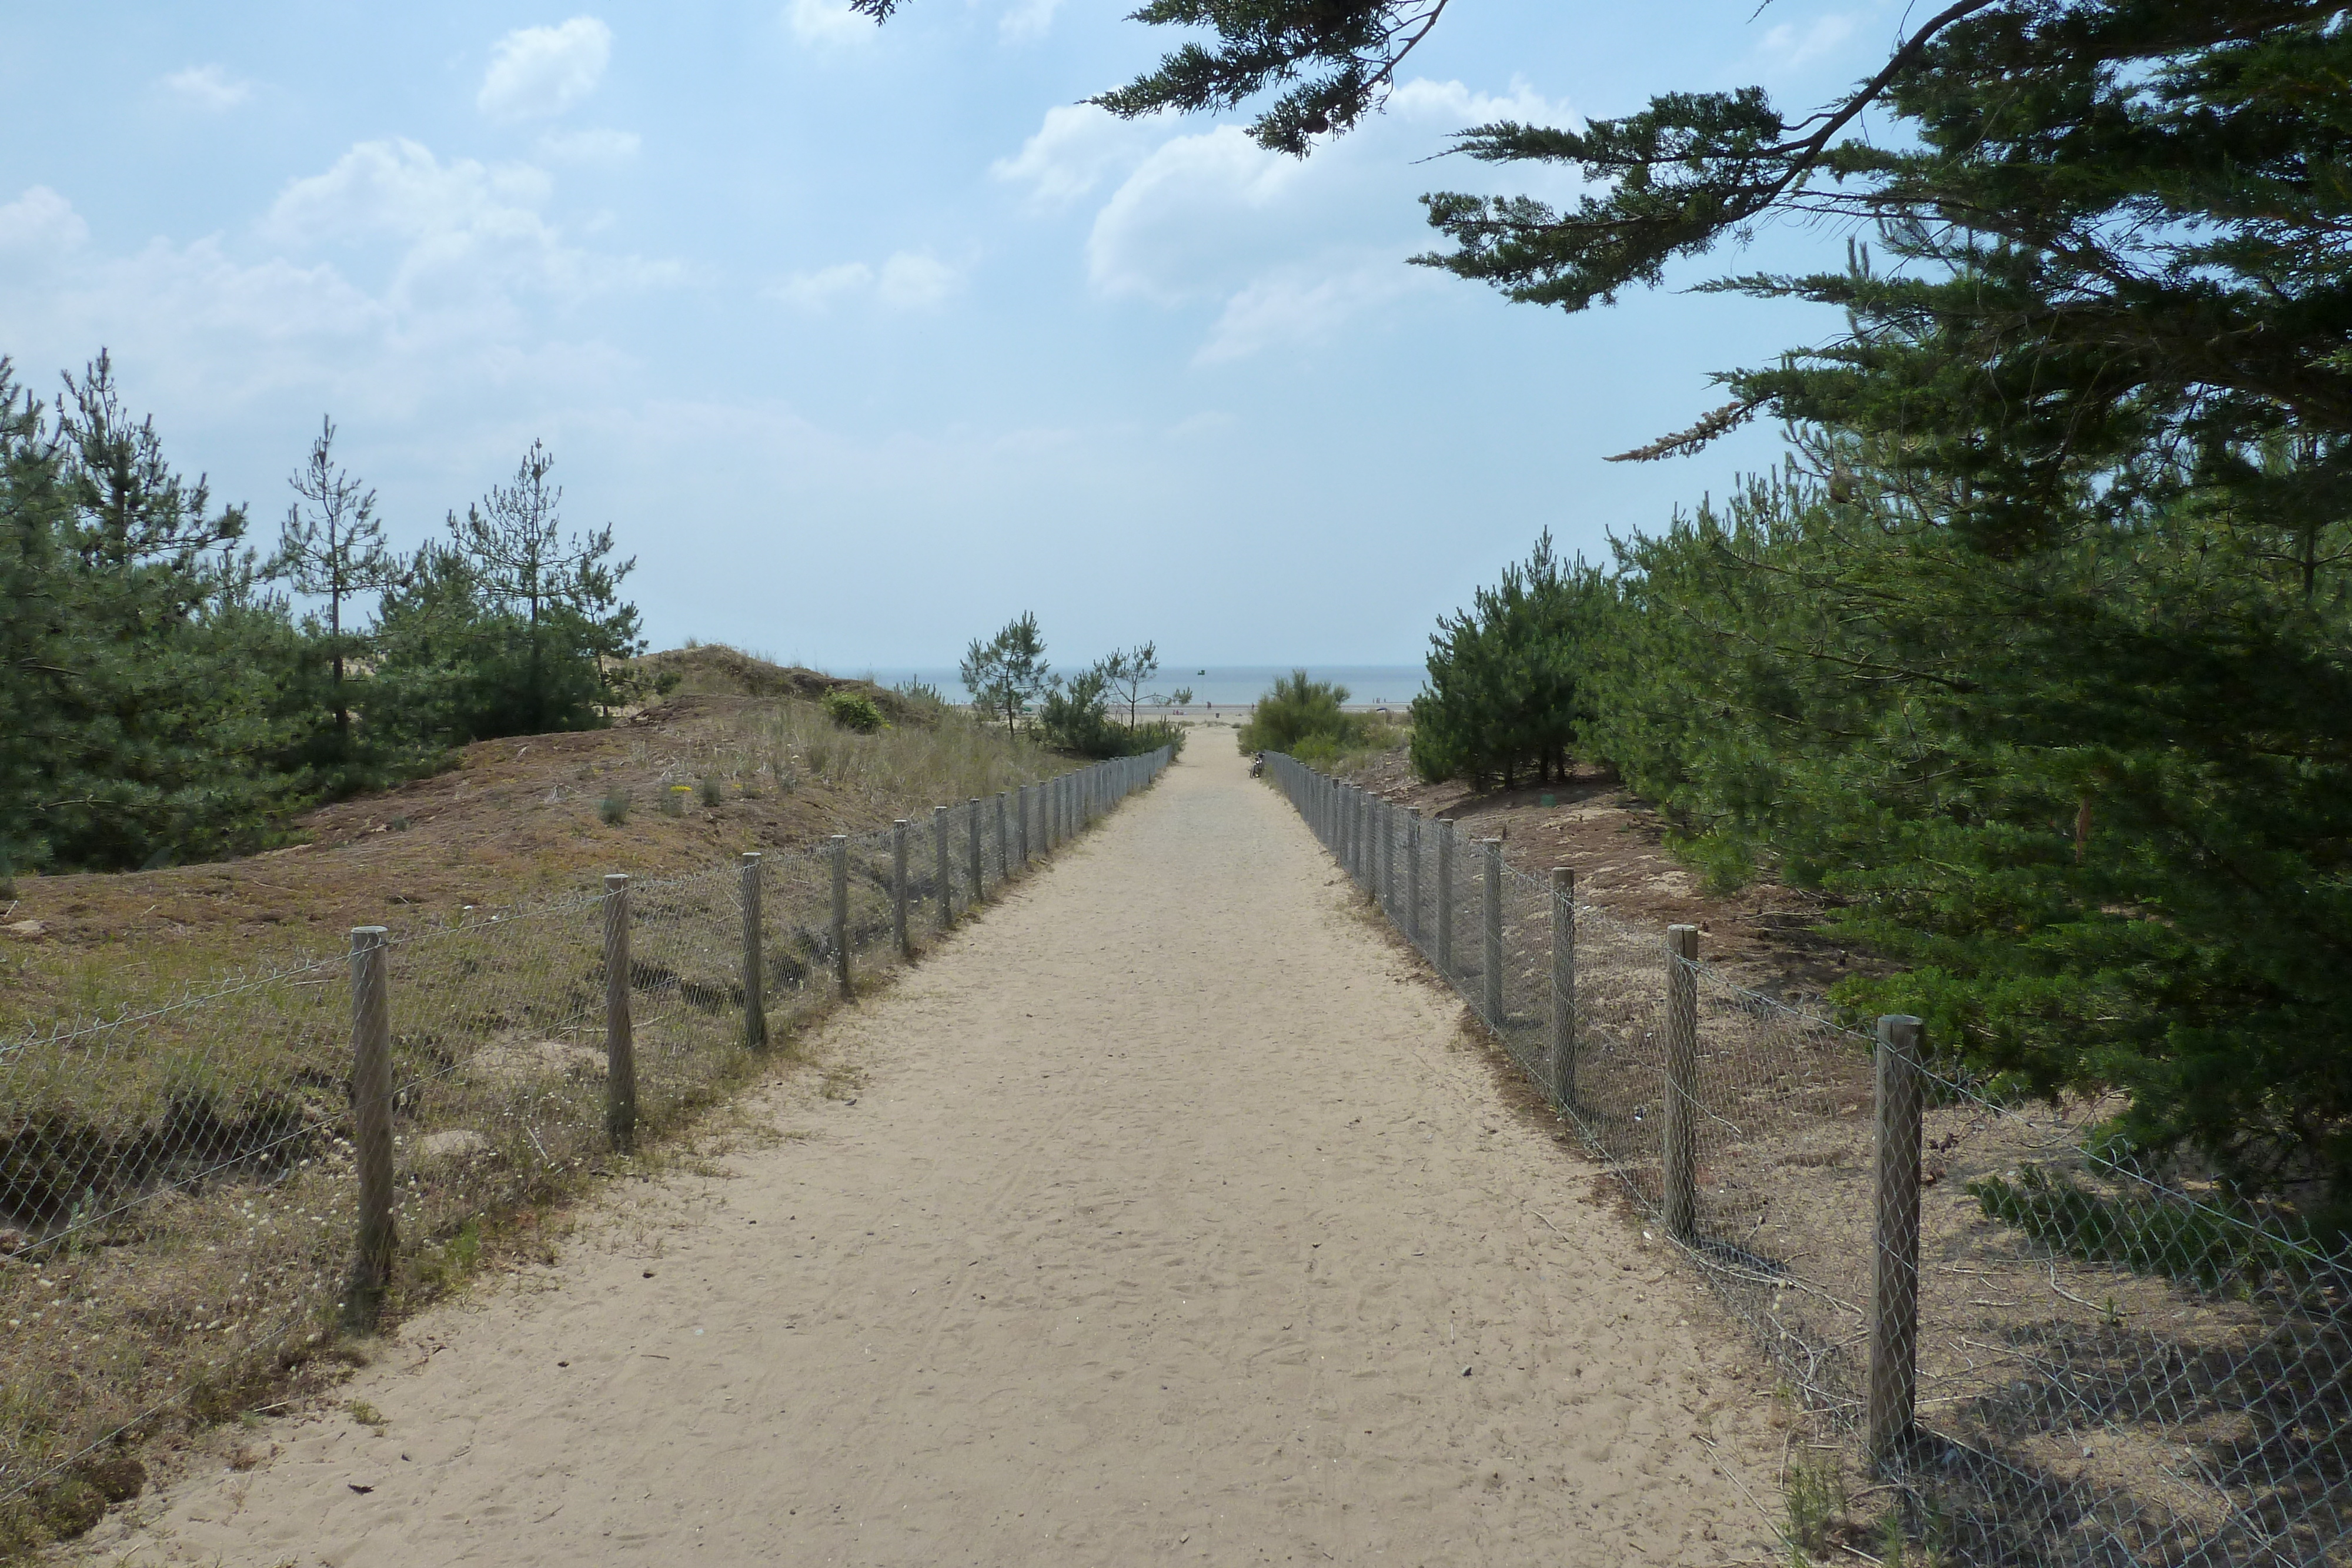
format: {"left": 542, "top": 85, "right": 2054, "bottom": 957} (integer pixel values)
{"left": 598, "top": 789, "right": 630, "bottom": 825}
{"left": 1038, "top": 671, "right": 1186, "bottom": 758}
{"left": 822, "top": 688, "right": 885, "bottom": 733}
{"left": 1238, "top": 671, "right": 1361, "bottom": 756}
{"left": 698, "top": 775, "right": 724, "bottom": 807}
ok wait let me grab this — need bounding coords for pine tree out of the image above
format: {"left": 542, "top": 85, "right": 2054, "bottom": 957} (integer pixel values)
{"left": 960, "top": 612, "right": 1050, "bottom": 735}
{"left": 446, "top": 439, "right": 639, "bottom": 734}
{"left": 270, "top": 416, "right": 400, "bottom": 752}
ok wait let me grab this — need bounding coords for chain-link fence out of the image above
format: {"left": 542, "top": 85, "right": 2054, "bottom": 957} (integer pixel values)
{"left": 0, "top": 748, "right": 1170, "bottom": 1530}
{"left": 1270, "top": 754, "right": 2352, "bottom": 1566}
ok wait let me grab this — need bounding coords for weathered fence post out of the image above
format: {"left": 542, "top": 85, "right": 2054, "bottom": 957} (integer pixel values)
{"left": 1016, "top": 784, "right": 1031, "bottom": 867}
{"left": 604, "top": 874, "right": 636, "bottom": 1154}
{"left": 967, "top": 797, "right": 984, "bottom": 900}
{"left": 1869, "top": 1014, "right": 1927, "bottom": 1470}
{"left": 830, "top": 835, "right": 851, "bottom": 998}
{"left": 892, "top": 820, "right": 911, "bottom": 957}
{"left": 995, "top": 791, "right": 1010, "bottom": 884}
{"left": 1380, "top": 800, "right": 1395, "bottom": 914}
{"left": 741, "top": 851, "right": 768, "bottom": 1050}
{"left": 1661, "top": 923, "right": 1700, "bottom": 1241}
{"left": 933, "top": 805, "right": 952, "bottom": 930}
{"left": 1436, "top": 824, "right": 1456, "bottom": 975}
{"left": 346, "top": 925, "right": 395, "bottom": 1330}
{"left": 1549, "top": 867, "right": 1575, "bottom": 1106}
{"left": 1482, "top": 838, "right": 1504, "bottom": 1025}
{"left": 1406, "top": 808, "right": 1424, "bottom": 945}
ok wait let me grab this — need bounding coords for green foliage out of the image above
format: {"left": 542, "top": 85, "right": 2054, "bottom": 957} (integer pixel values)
{"left": 1410, "top": 530, "right": 1602, "bottom": 790}
{"left": 0, "top": 353, "right": 320, "bottom": 872}
{"left": 1237, "top": 670, "right": 1361, "bottom": 757}
{"left": 821, "top": 688, "right": 885, "bottom": 733}
{"left": 960, "top": 611, "right": 1050, "bottom": 734}
{"left": 1966, "top": 1166, "right": 2324, "bottom": 1295}
{"left": 1098, "top": 641, "right": 1160, "bottom": 728}
{"left": 268, "top": 415, "right": 399, "bottom": 782}
{"left": 1783, "top": 1452, "right": 1848, "bottom": 1561}
{"left": 598, "top": 788, "right": 630, "bottom": 825}
{"left": 1037, "top": 663, "right": 1184, "bottom": 758}
{"left": 0, "top": 350, "right": 648, "bottom": 872}
{"left": 1569, "top": 449, "right": 2352, "bottom": 1229}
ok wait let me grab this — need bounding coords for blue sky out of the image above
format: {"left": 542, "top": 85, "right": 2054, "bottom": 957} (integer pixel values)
{"left": 0, "top": 2, "right": 1897, "bottom": 667}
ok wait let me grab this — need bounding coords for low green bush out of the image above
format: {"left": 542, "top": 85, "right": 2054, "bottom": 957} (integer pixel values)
{"left": 822, "top": 689, "right": 885, "bottom": 733}
{"left": 1038, "top": 670, "right": 1185, "bottom": 758}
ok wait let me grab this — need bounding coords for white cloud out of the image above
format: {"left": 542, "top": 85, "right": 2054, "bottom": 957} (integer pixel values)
{"left": 537, "top": 128, "right": 642, "bottom": 165}
{"left": 1385, "top": 75, "right": 1573, "bottom": 128}
{"left": 876, "top": 252, "right": 957, "bottom": 308}
{"left": 769, "top": 261, "right": 872, "bottom": 309}
{"left": 991, "top": 105, "right": 1159, "bottom": 209}
{"left": 0, "top": 159, "right": 679, "bottom": 424}
{"left": 1758, "top": 12, "right": 1862, "bottom": 68}
{"left": 0, "top": 186, "right": 89, "bottom": 255}
{"left": 1194, "top": 260, "right": 1424, "bottom": 364}
{"left": 477, "top": 17, "right": 613, "bottom": 122}
{"left": 766, "top": 251, "right": 959, "bottom": 311}
{"left": 786, "top": 0, "right": 873, "bottom": 47}
{"left": 265, "top": 139, "right": 553, "bottom": 247}
{"left": 998, "top": 0, "right": 1062, "bottom": 43}
{"left": 162, "top": 65, "right": 252, "bottom": 112}
{"left": 1086, "top": 126, "right": 1304, "bottom": 303}
{"left": 258, "top": 138, "right": 681, "bottom": 323}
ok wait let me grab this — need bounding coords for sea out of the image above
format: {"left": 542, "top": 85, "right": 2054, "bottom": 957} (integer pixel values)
{"left": 856, "top": 664, "right": 1427, "bottom": 712}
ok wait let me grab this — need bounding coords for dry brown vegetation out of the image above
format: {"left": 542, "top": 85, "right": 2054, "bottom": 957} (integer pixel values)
{"left": 1318, "top": 743, "right": 2351, "bottom": 1563}
{"left": 1332, "top": 747, "right": 1880, "bottom": 1004}
{"left": 0, "top": 647, "right": 1054, "bottom": 1033}
{"left": 0, "top": 646, "right": 1086, "bottom": 1554}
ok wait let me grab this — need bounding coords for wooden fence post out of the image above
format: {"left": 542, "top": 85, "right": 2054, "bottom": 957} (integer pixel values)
{"left": 1016, "top": 785, "right": 1030, "bottom": 867}
{"left": 933, "top": 805, "right": 952, "bottom": 930}
{"left": 831, "top": 835, "right": 851, "bottom": 998}
{"left": 893, "top": 821, "right": 911, "bottom": 957}
{"left": 1482, "top": 839, "right": 1505, "bottom": 1025}
{"left": 741, "top": 851, "right": 767, "bottom": 1051}
{"left": 1869, "top": 1014, "right": 1926, "bottom": 1470}
{"left": 1407, "top": 808, "right": 1423, "bottom": 944}
{"left": 1381, "top": 800, "right": 1395, "bottom": 914}
{"left": 1661, "top": 924, "right": 1700, "bottom": 1241}
{"left": 968, "top": 797, "right": 984, "bottom": 900}
{"left": 996, "top": 792, "right": 1010, "bottom": 883}
{"left": 1436, "top": 824, "right": 1456, "bottom": 975}
{"left": 604, "top": 874, "right": 636, "bottom": 1154}
{"left": 346, "top": 925, "right": 394, "bottom": 1330}
{"left": 1549, "top": 867, "right": 1575, "bottom": 1106}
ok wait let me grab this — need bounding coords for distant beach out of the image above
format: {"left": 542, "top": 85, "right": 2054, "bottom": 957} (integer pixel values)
{"left": 857, "top": 664, "right": 1426, "bottom": 711}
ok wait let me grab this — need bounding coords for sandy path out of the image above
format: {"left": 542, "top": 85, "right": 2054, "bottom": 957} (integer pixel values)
{"left": 90, "top": 745, "right": 1780, "bottom": 1567}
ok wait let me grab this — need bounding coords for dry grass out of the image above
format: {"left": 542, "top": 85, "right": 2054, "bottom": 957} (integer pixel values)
{"left": 0, "top": 646, "right": 1095, "bottom": 1554}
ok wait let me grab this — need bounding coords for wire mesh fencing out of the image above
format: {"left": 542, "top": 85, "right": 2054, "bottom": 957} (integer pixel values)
{"left": 0, "top": 747, "right": 1170, "bottom": 1525}
{"left": 1268, "top": 753, "right": 2352, "bottom": 1566}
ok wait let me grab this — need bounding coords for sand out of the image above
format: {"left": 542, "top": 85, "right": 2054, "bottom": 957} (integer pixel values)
{"left": 84, "top": 744, "right": 1781, "bottom": 1567}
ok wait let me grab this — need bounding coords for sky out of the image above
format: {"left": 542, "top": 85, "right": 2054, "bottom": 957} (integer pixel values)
{"left": 0, "top": 2, "right": 1902, "bottom": 668}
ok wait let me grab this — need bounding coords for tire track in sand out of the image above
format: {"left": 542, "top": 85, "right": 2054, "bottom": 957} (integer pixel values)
{"left": 88, "top": 744, "right": 1782, "bottom": 1567}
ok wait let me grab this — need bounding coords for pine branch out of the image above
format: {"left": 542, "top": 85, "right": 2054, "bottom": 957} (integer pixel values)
{"left": 1605, "top": 402, "right": 1760, "bottom": 463}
